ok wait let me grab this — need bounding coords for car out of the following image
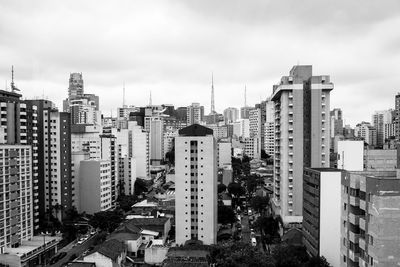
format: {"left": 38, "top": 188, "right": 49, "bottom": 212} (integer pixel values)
{"left": 90, "top": 229, "right": 97, "bottom": 235}
{"left": 77, "top": 239, "right": 85, "bottom": 245}
{"left": 251, "top": 237, "right": 257, "bottom": 246}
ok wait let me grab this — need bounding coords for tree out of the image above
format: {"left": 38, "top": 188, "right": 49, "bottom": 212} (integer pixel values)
{"left": 165, "top": 142, "right": 175, "bottom": 164}
{"left": 246, "top": 174, "right": 261, "bottom": 194}
{"left": 254, "top": 216, "right": 280, "bottom": 251}
{"left": 118, "top": 194, "right": 138, "bottom": 212}
{"left": 242, "top": 156, "right": 251, "bottom": 177}
{"left": 89, "top": 210, "right": 124, "bottom": 233}
{"left": 250, "top": 195, "right": 270, "bottom": 214}
{"left": 305, "top": 256, "right": 331, "bottom": 267}
{"left": 218, "top": 184, "right": 227, "bottom": 194}
{"left": 231, "top": 157, "right": 242, "bottom": 178}
{"left": 209, "top": 242, "right": 275, "bottom": 267}
{"left": 272, "top": 244, "right": 309, "bottom": 267}
{"left": 134, "top": 178, "right": 149, "bottom": 196}
{"left": 227, "top": 182, "right": 245, "bottom": 197}
{"left": 218, "top": 205, "right": 236, "bottom": 225}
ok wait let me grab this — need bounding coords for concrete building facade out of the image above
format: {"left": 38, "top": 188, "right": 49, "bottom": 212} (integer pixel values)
{"left": 271, "top": 65, "right": 332, "bottom": 226}
{"left": 175, "top": 124, "right": 217, "bottom": 245}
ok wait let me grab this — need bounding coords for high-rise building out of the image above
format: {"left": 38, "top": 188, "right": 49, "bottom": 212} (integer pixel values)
{"left": 271, "top": 65, "right": 333, "bottom": 226}
{"left": 240, "top": 106, "right": 252, "bottom": 119}
{"left": 372, "top": 110, "right": 393, "bottom": 147}
{"left": 303, "top": 168, "right": 344, "bottom": 267}
{"left": 68, "top": 72, "right": 84, "bottom": 99}
{"left": 395, "top": 93, "right": 400, "bottom": 142}
{"left": 341, "top": 170, "right": 400, "bottom": 266}
{"left": 175, "top": 124, "right": 217, "bottom": 245}
{"left": 129, "top": 121, "right": 150, "bottom": 178}
{"left": 79, "top": 160, "right": 112, "bottom": 214}
{"left": 249, "top": 108, "right": 262, "bottom": 138}
{"left": 354, "top": 122, "right": 377, "bottom": 147}
{"left": 187, "top": 103, "right": 204, "bottom": 125}
{"left": 149, "top": 118, "right": 164, "bottom": 164}
{"left": 265, "top": 98, "right": 275, "bottom": 156}
{"left": 43, "top": 109, "right": 73, "bottom": 221}
{"left": 1, "top": 90, "right": 41, "bottom": 231}
{"left": 330, "top": 108, "right": 343, "bottom": 138}
{"left": 217, "top": 141, "right": 232, "bottom": 168}
{"left": 0, "top": 145, "right": 33, "bottom": 248}
{"left": 244, "top": 137, "right": 261, "bottom": 159}
{"left": 223, "top": 107, "right": 239, "bottom": 124}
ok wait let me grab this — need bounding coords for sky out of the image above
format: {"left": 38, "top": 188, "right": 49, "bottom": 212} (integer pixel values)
{"left": 1, "top": 0, "right": 400, "bottom": 126}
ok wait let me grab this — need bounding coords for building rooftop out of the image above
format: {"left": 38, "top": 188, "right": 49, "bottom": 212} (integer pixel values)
{"left": 178, "top": 124, "right": 213, "bottom": 136}
{"left": 67, "top": 262, "right": 96, "bottom": 267}
{"left": 307, "top": 167, "right": 344, "bottom": 172}
{"left": 3, "top": 235, "right": 61, "bottom": 258}
{"left": 90, "top": 239, "right": 125, "bottom": 262}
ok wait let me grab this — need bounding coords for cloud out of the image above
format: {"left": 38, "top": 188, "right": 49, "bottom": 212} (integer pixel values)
{"left": 0, "top": 0, "right": 399, "bottom": 125}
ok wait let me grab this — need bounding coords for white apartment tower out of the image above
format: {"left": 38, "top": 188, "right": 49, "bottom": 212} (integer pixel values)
{"left": 265, "top": 98, "right": 275, "bottom": 156}
{"left": 223, "top": 107, "right": 239, "bottom": 124}
{"left": 175, "top": 124, "right": 217, "bottom": 245}
{"left": 186, "top": 103, "right": 204, "bottom": 125}
{"left": 271, "top": 65, "right": 333, "bottom": 226}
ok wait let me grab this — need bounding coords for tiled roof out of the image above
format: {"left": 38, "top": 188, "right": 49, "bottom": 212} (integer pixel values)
{"left": 95, "top": 239, "right": 126, "bottom": 261}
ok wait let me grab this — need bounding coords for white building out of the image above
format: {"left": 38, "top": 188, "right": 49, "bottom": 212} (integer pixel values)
{"left": 79, "top": 160, "right": 112, "bottom": 214}
{"left": 206, "top": 124, "right": 228, "bottom": 140}
{"left": 354, "top": 122, "right": 377, "bottom": 147}
{"left": 337, "top": 140, "right": 364, "bottom": 171}
{"left": 149, "top": 118, "right": 164, "bottom": 164}
{"left": 175, "top": 124, "right": 217, "bottom": 245}
{"left": 372, "top": 109, "right": 393, "bottom": 147}
{"left": 217, "top": 141, "right": 232, "bottom": 168}
{"left": 186, "top": 103, "right": 204, "bottom": 125}
{"left": 303, "top": 168, "right": 343, "bottom": 267}
{"left": 232, "top": 119, "right": 250, "bottom": 139}
{"left": 249, "top": 108, "right": 262, "bottom": 138}
{"left": 244, "top": 137, "right": 261, "bottom": 159}
{"left": 223, "top": 107, "right": 239, "bottom": 124}
{"left": 265, "top": 98, "right": 275, "bottom": 156}
{"left": 271, "top": 65, "right": 332, "bottom": 226}
{"left": 163, "top": 130, "right": 178, "bottom": 158}
{"left": 129, "top": 121, "right": 150, "bottom": 179}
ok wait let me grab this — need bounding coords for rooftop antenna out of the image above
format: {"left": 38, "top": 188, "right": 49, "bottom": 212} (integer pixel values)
{"left": 10, "top": 66, "right": 20, "bottom": 93}
{"left": 123, "top": 82, "right": 126, "bottom": 107}
{"left": 211, "top": 72, "right": 215, "bottom": 114}
{"left": 149, "top": 90, "right": 152, "bottom": 106}
{"left": 244, "top": 85, "right": 247, "bottom": 107}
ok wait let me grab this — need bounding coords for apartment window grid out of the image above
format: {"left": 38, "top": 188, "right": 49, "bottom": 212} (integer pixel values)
{"left": 190, "top": 140, "right": 199, "bottom": 240}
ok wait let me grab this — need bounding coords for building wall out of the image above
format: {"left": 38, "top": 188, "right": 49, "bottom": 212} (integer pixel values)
{"left": 0, "top": 145, "right": 33, "bottom": 249}
{"left": 319, "top": 171, "right": 342, "bottom": 267}
{"left": 337, "top": 141, "right": 364, "bottom": 171}
{"left": 175, "top": 134, "right": 217, "bottom": 245}
{"left": 129, "top": 122, "right": 150, "bottom": 179}
{"left": 365, "top": 149, "right": 397, "bottom": 171}
{"left": 217, "top": 142, "right": 231, "bottom": 168}
{"left": 79, "top": 160, "right": 112, "bottom": 214}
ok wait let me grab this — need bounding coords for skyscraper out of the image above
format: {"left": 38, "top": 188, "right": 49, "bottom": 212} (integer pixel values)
{"left": 175, "top": 124, "right": 217, "bottom": 245}
{"left": 264, "top": 98, "right": 275, "bottom": 156}
{"left": 187, "top": 103, "right": 204, "bottom": 125}
{"left": 68, "top": 72, "right": 84, "bottom": 99}
{"left": 271, "top": 65, "right": 333, "bottom": 227}
{"left": 330, "top": 108, "right": 343, "bottom": 138}
{"left": 372, "top": 109, "right": 393, "bottom": 147}
{"left": 223, "top": 107, "right": 239, "bottom": 124}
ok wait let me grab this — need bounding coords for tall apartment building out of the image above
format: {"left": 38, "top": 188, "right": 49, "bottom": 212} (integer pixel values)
{"left": 244, "top": 137, "right": 261, "bottom": 159}
{"left": 249, "top": 108, "right": 262, "bottom": 138}
{"left": 330, "top": 108, "right": 344, "bottom": 138}
{"left": 271, "top": 65, "right": 332, "bottom": 226}
{"left": 0, "top": 91, "right": 41, "bottom": 231}
{"left": 42, "top": 109, "right": 73, "bottom": 221}
{"left": 395, "top": 93, "right": 400, "bottom": 142}
{"left": 265, "top": 98, "right": 275, "bottom": 156}
{"left": 217, "top": 141, "right": 232, "bottom": 168}
{"left": 100, "top": 132, "right": 118, "bottom": 207}
{"left": 232, "top": 119, "right": 250, "bottom": 139}
{"left": 68, "top": 72, "right": 84, "bottom": 99}
{"left": 341, "top": 170, "right": 400, "bottom": 266}
{"left": 372, "top": 110, "right": 393, "bottom": 147}
{"left": 79, "top": 160, "right": 112, "bottom": 214}
{"left": 355, "top": 122, "right": 377, "bottom": 147}
{"left": 0, "top": 145, "right": 33, "bottom": 249}
{"left": 149, "top": 118, "right": 164, "bottom": 165}
{"left": 186, "top": 103, "right": 204, "bottom": 125}
{"left": 163, "top": 130, "right": 178, "bottom": 157}
{"left": 223, "top": 107, "right": 239, "bottom": 124}
{"left": 303, "top": 168, "right": 344, "bottom": 267}
{"left": 175, "top": 124, "right": 217, "bottom": 245}
{"left": 128, "top": 121, "right": 150, "bottom": 178}
{"left": 240, "top": 106, "right": 252, "bottom": 119}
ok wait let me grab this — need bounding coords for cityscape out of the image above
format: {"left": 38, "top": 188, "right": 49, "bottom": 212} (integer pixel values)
{"left": 1, "top": 1, "right": 400, "bottom": 267}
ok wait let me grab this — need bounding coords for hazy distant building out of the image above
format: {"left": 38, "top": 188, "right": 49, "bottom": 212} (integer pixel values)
{"left": 68, "top": 72, "right": 84, "bottom": 99}
{"left": 187, "top": 103, "right": 204, "bottom": 125}
{"left": 271, "top": 65, "right": 333, "bottom": 226}
{"left": 223, "top": 107, "right": 239, "bottom": 124}
{"left": 240, "top": 106, "right": 252, "bottom": 119}
{"left": 355, "top": 122, "right": 377, "bottom": 147}
{"left": 175, "top": 124, "right": 217, "bottom": 245}
{"left": 372, "top": 110, "right": 393, "bottom": 147}
{"left": 330, "top": 108, "right": 343, "bottom": 138}
{"left": 395, "top": 93, "right": 400, "bottom": 142}
{"left": 265, "top": 98, "right": 275, "bottom": 156}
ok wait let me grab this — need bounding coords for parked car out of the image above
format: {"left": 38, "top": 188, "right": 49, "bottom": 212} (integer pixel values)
{"left": 251, "top": 237, "right": 257, "bottom": 246}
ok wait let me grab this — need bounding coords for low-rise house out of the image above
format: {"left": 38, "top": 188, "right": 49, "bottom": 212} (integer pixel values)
{"left": 83, "top": 239, "right": 126, "bottom": 267}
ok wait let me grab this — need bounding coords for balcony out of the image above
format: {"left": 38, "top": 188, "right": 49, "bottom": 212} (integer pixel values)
{"left": 349, "top": 213, "right": 359, "bottom": 225}
{"left": 349, "top": 231, "right": 360, "bottom": 243}
{"left": 360, "top": 199, "right": 366, "bottom": 210}
{"left": 359, "top": 217, "right": 366, "bottom": 230}
{"left": 359, "top": 237, "right": 366, "bottom": 250}
{"left": 350, "top": 196, "right": 360, "bottom": 206}
{"left": 348, "top": 250, "right": 360, "bottom": 263}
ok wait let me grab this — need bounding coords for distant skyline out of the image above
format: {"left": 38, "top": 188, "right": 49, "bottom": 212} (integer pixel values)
{"left": 1, "top": 0, "right": 400, "bottom": 126}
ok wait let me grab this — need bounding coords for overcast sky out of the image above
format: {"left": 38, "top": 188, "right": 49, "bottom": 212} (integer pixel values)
{"left": 1, "top": 0, "right": 399, "bottom": 125}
